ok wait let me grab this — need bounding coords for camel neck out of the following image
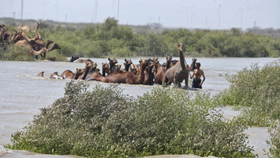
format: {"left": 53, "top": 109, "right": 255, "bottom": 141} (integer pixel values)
{"left": 80, "top": 66, "right": 90, "bottom": 80}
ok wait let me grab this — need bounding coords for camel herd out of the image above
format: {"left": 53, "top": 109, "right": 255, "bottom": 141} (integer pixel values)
{"left": 0, "top": 22, "right": 61, "bottom": 59}
{"left": 38, "top": 43, "right": 197, "bottom": 88}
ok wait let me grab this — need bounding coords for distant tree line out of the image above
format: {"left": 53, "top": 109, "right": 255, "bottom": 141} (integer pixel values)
{"left": 5, "top": 17, "right": 280, "bottom": 58}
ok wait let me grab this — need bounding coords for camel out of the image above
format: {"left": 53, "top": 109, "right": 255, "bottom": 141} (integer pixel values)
{"left": 50, "top": 72, "right": 64, "bottom": 79}
{"left": 104, "top": 59, "right": 148, "bottom": 84}
{"left": 101, "top": 63, "right": 110, "bottom": 76}
{"left": 86, "top": 71, "right": 107, "bottom": 82}
{"left": 84, "top": 62, "right": 98, "bottom": 79}
{"left": 0, "top": 24, "right": 5, "bottom": 28}
{"left": 44, "top": 57, "right": 59, "bottom": 62}
{"left": 78, "top": 62, "right": 93, "bottom": 80}
{"left": 28, "top": 47, "right": 48, "bottom": 59}
{"left": 108, "top": 58, "right": 118, "bottom": 73}
{"left": 61, "top": 68, "right": 85, "bottom": 79}
{"left": 0, "top": 27, "right": 10, "bottom": 42}
{"left": 75, "top": 59, "right": 93, "bottom": 63}
{"left": 17, "top": 21, "right": 40, "bottom": 32}
{"left": 163, "top": 43, "right": 189, "bottom": 88}
{"left": 37, "top": 71, "right": 44, "bottom": 77}
{"left": 69, "top": 56, "right": 79, "bottom": 62}
{"left": 132, "top": 64, "right": 140, "bottom": 75}
{"left": 187, "top": 58, "right": 197, "bottom": 71}
{"left": 47, "top": 43, "right": 61, "bottom": 52}
{"left": 154, "top": 61, "right": 166, "bottom": 85}
{"left": 124, "top": 59, "right": 133, "bottom": 72}
{"left": 144, "top": 59, "right": 155, "bottom": 85}
{"left": 165, "top": 55, "right": 172, "bottom": 70}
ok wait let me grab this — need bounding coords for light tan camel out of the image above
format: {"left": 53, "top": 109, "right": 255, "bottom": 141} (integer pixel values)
{"left": 17, "top": 21, "right": 40, "bottom": 32}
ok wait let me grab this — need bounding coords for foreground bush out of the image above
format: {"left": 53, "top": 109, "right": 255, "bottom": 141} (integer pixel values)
{"left": 214, "top": 60, "right": 280, "bottom": 126}
{"left": 5, "top": 81, "right": 256, "bottom": 157}
{"left": 267, "top": 122, "right": 280, "bottom": 157}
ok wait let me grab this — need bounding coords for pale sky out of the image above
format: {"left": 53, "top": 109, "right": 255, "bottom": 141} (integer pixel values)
{"left": 0, "top": 0, "right": 279, "bottom": 30}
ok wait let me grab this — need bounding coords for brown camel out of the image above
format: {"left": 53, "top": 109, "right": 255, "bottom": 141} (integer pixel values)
{"left": 108, "top": 58, "right": 118, "bottom": 73}
{"left": 187, "top": 58, "right": 197, "bottom": 71}
{"left": 163, "top": 43, "right": 189, "bottom": 88}
{"left": 78, "top": 62, "right": 93, "bottom": 80}
{"left": 85, "top": 62, "right": 98, "bottom": 79}
{"left": 104, "top": 59, "right": 148, "bottom": 84}
{"left": 17, "top": 21, "right": 40, "bottom": 32}
{"left": 37, "top": 71, "right": 44, "bottom": 77}
{"left": 102, "top": 63, "right": 110, "bottom": 76}
{"left": 61, "top": 68, "right": 85, "bottom": 79}
{"left": 132, "top": 64, "right": 140, "bottom": 75}
{"left": 50, "top": 72, "right": 64, "bottom": 79}
{"left": 124, "top": 59, "right": 133, "bottom": 72}
{"left": 76, "top": 59, "right": 93, "bottom": 63}
{"left": 154, "top": 62, "right": 166, "bottom": 85}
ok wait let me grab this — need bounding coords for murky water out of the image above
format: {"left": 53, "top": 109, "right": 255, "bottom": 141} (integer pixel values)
{"left": 0, "top": 57, "right": 277, "bottom": 158}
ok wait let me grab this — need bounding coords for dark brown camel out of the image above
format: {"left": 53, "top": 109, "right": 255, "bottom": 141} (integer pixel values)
{"left": 163, "top": 43, "right": 189, "bottom": 88}
{"left": 124, "top": 59, "right": 133, "bottom": 72}
{"left": 144, "top": 59, "right": 155, "bottom": 85}
{"left": 108, "top": 58, "right": 118, "bottom": 73}
{"left": 69, "top": 56, "right": 79, "bottom": 62}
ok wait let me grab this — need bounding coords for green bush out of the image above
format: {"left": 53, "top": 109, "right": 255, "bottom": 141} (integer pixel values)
{"left": 266, "top": 122, "right": 280, "bottom": 157}
{"left": 5, "top": 81, "right": 256, "bottom": 157}
{"left": 0, "top": 45, "right": 35, "bottom": 61}
{"left": 214, "top": 60, "right": 280, "bottom": 126}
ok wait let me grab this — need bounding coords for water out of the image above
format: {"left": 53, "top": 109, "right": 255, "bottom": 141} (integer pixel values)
{"left": 0, "top": 57, "right": 277, "bottom": 158}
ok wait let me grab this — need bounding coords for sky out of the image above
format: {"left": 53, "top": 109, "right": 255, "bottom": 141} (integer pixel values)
{"left": 0, "top": 0, "right": 279, "bottom": 30}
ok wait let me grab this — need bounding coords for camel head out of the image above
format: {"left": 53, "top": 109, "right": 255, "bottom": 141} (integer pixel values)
{"left": 177, "top": 43, "right": 184, "bottom": 52}
{"left": 0, "top": 24, "right": 5, "bottom": 28}
{"left": 76, "top": 68, "right": 85, "bottom": 75}
{"left": 166, "top": 55, "right": 172, "bottom": 62}
{"left": 102, "top": 63, "right": 110, "bottom": 73}
{"left": 192, "top": 58, "right": 197, "bottom": 62}
{"left": 37, "top": 71, "right": 44, "bottom": 77}
{"left": 148, "top": 60, "right": 155, "bottom": 68}
{"left": 153, "top": 57, "right": 158, "bottom": 62}
{"left": 85, "top": 61, "right": 93, "bottom": 69}
{"left": 124, "top": 59, "right": 132, "bottom": 66}
{"left": 139, "top": 59, "right": 148, "bottom": 66}
{"left": 91, "top": 62, "right": 97, "bottom": 69}
{"left": 108, "top": 58, "right": 118, "bottom": 65}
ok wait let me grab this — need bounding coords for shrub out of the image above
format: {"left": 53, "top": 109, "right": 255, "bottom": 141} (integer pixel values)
{"left": 266, "top": 122, "right": 280, "bottom": 157}
{"left": 214, "top": 60, "right": 280, "bottom": 126}
{"left": 5, "top": 81, "right": 256, "bottom": 157}
{"left": 0, "top": 45, "right": 35, "bottom": 61}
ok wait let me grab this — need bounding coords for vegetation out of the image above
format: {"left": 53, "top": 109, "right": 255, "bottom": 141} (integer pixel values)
{"left": 5, "top": 81, "right": 256, "bottom": 157}
{"left": 2, "top": 17, "right": 280, "bottom": 59}
{"left": 266, "top": 122, "right": 280, "bottom": 157}
{"left": 214, "top": 60, "right": 280, "bottom": 127}
{"left": 0, "top": 45, "right": 35, "bottom": 61}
